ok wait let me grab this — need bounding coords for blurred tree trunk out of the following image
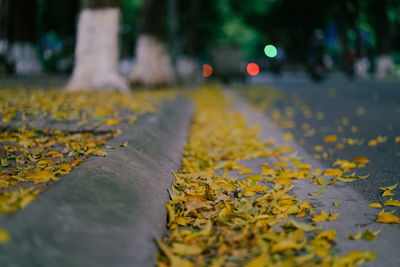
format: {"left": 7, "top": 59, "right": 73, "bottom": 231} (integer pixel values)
{"left": 175, "top": 0, "right": 200, "bottom": 85}
{"left": 373, "top": 0, "right": 393, "bottom": 78}
{"left": 66, "top": 0, "right": 128, "bottom": 91}
{"left": 129, "top": 0, "right": 175, "bottom": 87}
{"left": 1, "top": 0, "right": 42, "bottom": 74}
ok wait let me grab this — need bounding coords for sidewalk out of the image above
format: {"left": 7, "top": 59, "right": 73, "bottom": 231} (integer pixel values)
{"left": 0, "top": 95, "right": 192, "bottom": 266}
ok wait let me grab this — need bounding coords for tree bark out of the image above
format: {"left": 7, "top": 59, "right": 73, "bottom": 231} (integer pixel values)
{"left": 66, "top": 0, "right": 128, "bottom": 92}
{"left": 129, "top": 0, "right": 175, "bottom": 87}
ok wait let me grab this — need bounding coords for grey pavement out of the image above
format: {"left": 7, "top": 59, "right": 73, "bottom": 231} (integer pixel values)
{"left": 0, "top": 96, "right": 193, "bottom": 267}
{"left": 246, "top": 72, "right": 400, "bottom": 203}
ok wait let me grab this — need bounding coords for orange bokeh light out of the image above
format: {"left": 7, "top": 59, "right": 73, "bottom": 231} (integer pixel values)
{"left": 203, "top": 64, "right": 213, "bottom": 77}
{"left": 246, "top": 63, "right": 259, "bottom": 76}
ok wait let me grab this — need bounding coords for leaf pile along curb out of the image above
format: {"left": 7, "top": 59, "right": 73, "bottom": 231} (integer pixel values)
{"left": 157, "top": 87, "right": 376, "bottom": 267}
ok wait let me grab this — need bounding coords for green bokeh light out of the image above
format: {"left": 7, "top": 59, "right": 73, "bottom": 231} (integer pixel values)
{"left": 264, "top": 44, "right": 277, "bottom": 58}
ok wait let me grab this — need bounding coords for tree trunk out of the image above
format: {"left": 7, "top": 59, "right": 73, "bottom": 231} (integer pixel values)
{"left": 4, "top": 0, "right": 42, "bottom": 74}
{"left": 66, "top": 0, "right": 128, "bottom": 92}
{"left": 129, "top": 0, "right": 175, "bottom": 87}
{"left": 374, "top": 0, "right": 393, "bottom": 79}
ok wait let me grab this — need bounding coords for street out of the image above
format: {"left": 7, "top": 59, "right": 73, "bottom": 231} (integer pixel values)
{"left": 247, "top": 73, "right": 400, "bottom": 203}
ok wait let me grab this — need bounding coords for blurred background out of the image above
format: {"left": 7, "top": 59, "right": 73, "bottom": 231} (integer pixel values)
{"left": 1, "top": 0, "right": 400, "bottom": 84}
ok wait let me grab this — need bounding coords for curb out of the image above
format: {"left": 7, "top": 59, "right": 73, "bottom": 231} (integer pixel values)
{"left": 0, "top": 96, "right": 193, "bottom": 267}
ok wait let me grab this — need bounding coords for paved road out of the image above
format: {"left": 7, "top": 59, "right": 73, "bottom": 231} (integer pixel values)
{"left": 246, "top": 72, "right": 400, "bottom": 203}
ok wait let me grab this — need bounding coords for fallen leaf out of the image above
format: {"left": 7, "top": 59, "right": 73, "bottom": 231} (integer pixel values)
{"left": 84, "top": 148, "right": 107, "bottom": 157}
{"left": 0, "top": 229, "right": 10, "bottom": 243}
{"left": 368, "top": 203, "right": 382, "bottom": 208}
{"left": 348, "top": 231, "right": 362, "bottom": 240}
{"left": 308, "top": 188, "right": 326, "bottom": 196}
{"left": 376, "top": 210, "right": 400, "bottom": 224}
{"left": 324, "top": 135, "right": 337, "bottom": 143}
{"left": 384, "top": 199, "right": 400, "bottom": 207}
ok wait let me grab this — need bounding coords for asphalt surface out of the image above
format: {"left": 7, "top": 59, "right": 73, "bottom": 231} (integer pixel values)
{"left": 229, "top": 90, "right": 400, "bottom": 267}
{"left": 244, "top": 72, "right": 400, "bottom": 204}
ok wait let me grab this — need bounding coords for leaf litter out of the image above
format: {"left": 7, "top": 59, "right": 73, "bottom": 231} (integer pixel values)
{"left": 157, "top": 87, "right": 376, "bottom": 267}
{"left": 0, "top": 89, "right": 174, "bottom": 213}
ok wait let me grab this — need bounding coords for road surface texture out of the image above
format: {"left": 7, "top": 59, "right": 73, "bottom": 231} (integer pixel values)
{"left": 246, "top": 72, "right": 400, "bottom": 203}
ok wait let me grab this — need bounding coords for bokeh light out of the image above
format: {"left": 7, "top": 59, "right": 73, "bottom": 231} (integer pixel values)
{"left": 246, "top": 63, "right": 259, "bottom": 76}
{"left": 264, "top": 44, "right": 277, "bottom": 58}
{"left": 203, "top": 64, "right": 213, "bottom": 77}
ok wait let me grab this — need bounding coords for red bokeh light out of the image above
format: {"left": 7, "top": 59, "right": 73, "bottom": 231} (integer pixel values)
{"left": 203, "top": 64, "right": 213, "bottom": 77}
{"left": 246, "top": 63, "right": 259, "bottom": 76}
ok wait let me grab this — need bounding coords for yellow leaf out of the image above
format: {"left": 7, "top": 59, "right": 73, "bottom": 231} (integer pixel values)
{"left": 337, "top": 177, "right": 356, "bottom": 182}
{"left": 308, "top": 187, "right": 326, "bottom": 196}
{"left": 376, "top": 210, "right": 400, "bottom": 224}
{"left": 295, "top": 163, "right": 311, "bottom": 169}
{"left": 354, "top": 156, "right": 370, "bottom": 163}
{"left": 0, "top": 229, "right": 10, "bottom": 243}
{"left": 395, "top": 136, "right": 400, "bottom": 143}
{"left": 324, "top": 169, "right": 342, "bottom": 177}
{"left": 47, "top": 151, "right": 63, "bottom": 158}
{"left": 273, "top": 161, "right": 289, "bottom": 168}
{"left": 362, "top": 229, "right": 379, "bottom": 241}
{"left": 368, "top": 203, "right": 382, "bottom": 208}
{"left": 348, "top": 231, "right": 362, "bottom": 240}
{"left": 84, "top": 148, "right": 107, "bottom": 157}
{"left": 317, "top": 176, "right": 328, "bottom": 186}
{"left": 368, "top": 139, "right": 377, "bottom": 146}
{"left": 166, "top": 204, "right": 176, "bottom": 226}
{"left": 283, "top": 132, "right": 294, "bottom": 141}
{"left": 324, "top": 135, "right": 337, "bottom": 143}
{"left": 382, "top": 189, "right": 395, "bottom": 197}
{"left": 314, "top": 145, "right": 323, "bottom": 151}
{"left": 286, "top": 218, "right": 322, "bottom": 232}
{"left": 316, "top": 229, "right": 336, "bottom": 241}
{"left": 25, "top": 170, "right": 55, "bottom": 184}
{"left": 312, "top": 210, "right": 328, "bottom": 222}
{"left": 379, "top": 184, "right": 398, "bottom": 191}
{"left": 106, "top": 119, "right": 119, "bottom": 125}
{"left": 245, "top": 253, "right": 270, "bottom": 267}
{"left": 334, "top": 201, "right": 341, "bottom": 207}
{"left": 329, "top": 213, "right": 339, "bottom": 221}
{"left": 384, "top": 199, "right": 400, "bottom": 207}
{"left": 271, "top": 240, "right": 301, "bottom": 252}
{"left": 341, "top": 251, "right": 377, "bottom": 265}
{"left": 240, "top": 168, "right": 253, "bottom": 175}
{"left": 171, "top": 243, "right": 203, "bottom": 256}
{"left": 1, "top": 158, "right": 8, "bottom": 167}
{"left": 157, "top": 240, "right": 194, "bottom": 267}
{"left": 120, "top": 141, "right": 128, "bottom": 148}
